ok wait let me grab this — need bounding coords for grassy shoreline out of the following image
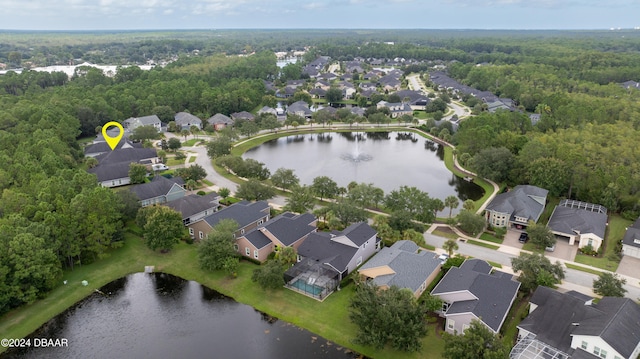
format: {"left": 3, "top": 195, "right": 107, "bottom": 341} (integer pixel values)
{"left": 0, "top": 234, "right": 444, "bottom": 358}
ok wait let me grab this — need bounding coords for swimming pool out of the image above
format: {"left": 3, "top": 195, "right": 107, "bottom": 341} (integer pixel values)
{"left": 290, "top": 279, "right": 323, "bottom": 296}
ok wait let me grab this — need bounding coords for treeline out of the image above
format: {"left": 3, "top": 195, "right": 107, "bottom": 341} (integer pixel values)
{"left": 0, "top": 51, "right": 278, "bottom": 137}
{"left": 0, "top": 51, "right": 278, "bottom": 316}
{"left": 451, "top": 111, "right": 640, "bottom": 218}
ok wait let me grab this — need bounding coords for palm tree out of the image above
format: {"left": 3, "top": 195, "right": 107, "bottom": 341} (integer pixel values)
{"left": 463, "top": 199, "right": 475, "bottom": 212}
{"left": 444, "top": 195, "right": 460, "bottom": 218}
{"left": 190, "top": 125, "right": 200, "bottom": 139}
{"left": 442, "top": 238, "right": 459, "bottom": 257}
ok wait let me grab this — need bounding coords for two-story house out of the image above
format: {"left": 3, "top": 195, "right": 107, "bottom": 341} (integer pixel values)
{"left": 431, "top": 259, "right": 520, "bottom": 335}
{"left": 164, "top": 192, "right": 220, "bottom": 225}
{"left": 511, "top": 286, "right": 640, "bottom": 359}
{"left": 484, "top": 185, "right": 548, "bottom": 229}
{"left": 130, "top": 176, "right": 186, "bottom": 207}
{"left": 187, "top": 201, "right": 270, "bottom": 241}
{"left": 236, "top": 212, "right": 317, "bottom": 262}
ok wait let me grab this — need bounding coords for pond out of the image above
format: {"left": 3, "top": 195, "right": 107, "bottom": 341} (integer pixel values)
{"left": 2, "top": 273, "right": 358, "bottom": 359}
{"left": 243, "top": 131, "right": 483, "bottom": 215}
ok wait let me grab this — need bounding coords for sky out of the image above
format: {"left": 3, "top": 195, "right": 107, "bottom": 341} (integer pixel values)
{"left": 1, "top": 0, "right": 639, "bottom": 31}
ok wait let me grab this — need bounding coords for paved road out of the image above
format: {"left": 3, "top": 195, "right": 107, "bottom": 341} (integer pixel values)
{"left": 406, "top": 73, "right": 471, "bottom": 122}
{"left": 423, "top": 232, "right": 640, "bottom": 300}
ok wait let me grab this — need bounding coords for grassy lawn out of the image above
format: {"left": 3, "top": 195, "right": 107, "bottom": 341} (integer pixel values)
{"left": 480, "top": 232, "right": 504, "bottom": 244}
{"left": 166, "top": 158, "right": 184, "bottom": 166}
{"left": 487, "top": 261, "right": 503, "bottom": 268}
{"left": 183, "top": 139, "right": 201, "bottom": 147}
{"left": 467, "top": 240, "right": 500, "bottom": 250}
{"left": 522, "top": 242, "right": 544, "bottom": 253}
{"left": 432, "top": 229, "right": 458, "bottom": 240}
{"left": 501, "top": 293, "right": 530, "bottom": 347}
{"left": 202, "top": 179, "right": 214, "bottom": 186}
{"left": 539, "top": 197, "right": 560, "bottom": 224}
{"left": 564, "top": 262, "right": 603, "bottom": 276}
{"left": 0, "top": 234, "right": 445, "bottom": 359}
{"left": 188, "top": 156, "right": 197, "bottom": 163}
{"left": 573, "top": 214, "right": 629, "bottom": 271}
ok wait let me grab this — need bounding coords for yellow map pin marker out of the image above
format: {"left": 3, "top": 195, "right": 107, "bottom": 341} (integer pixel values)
{"left": 102, "top": 121, "right": 124, "bottom": 151}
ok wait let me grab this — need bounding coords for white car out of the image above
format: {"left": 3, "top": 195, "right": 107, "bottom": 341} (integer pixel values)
{"left": 152, "top": 164, "right": 169, "bottom": 171}
{"left": 438, "top": 253, "right": 450, "bottom": 264}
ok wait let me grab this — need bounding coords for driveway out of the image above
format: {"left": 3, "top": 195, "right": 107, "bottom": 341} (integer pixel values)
{"left": 503, "top": 229, "right": 526, "bottom": 249}
{"left": 545, "top": 238, "right": 578, "bottom": 262}
{"left": 617, "top": 255, "right": 640, "bottom": 280}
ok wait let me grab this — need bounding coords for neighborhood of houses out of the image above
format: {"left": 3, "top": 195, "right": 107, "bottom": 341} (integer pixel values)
{"left": 79, "top": 54, "right": 640, "bottom": 358}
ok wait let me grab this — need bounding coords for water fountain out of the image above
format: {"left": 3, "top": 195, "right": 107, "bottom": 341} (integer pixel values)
{"left": 340, "top": 132, "right": 373, "bottom": 162}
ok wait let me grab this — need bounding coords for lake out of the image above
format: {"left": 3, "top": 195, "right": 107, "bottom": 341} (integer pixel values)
{"left": 243, "top": 131, "right": 483, "bottom": 215}
{"left": 2, "top": 273, "right": 358, "bottom": 359}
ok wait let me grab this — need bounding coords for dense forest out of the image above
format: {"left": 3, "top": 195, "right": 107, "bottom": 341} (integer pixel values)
{"left": 1, "top": 30, "right": 640, "bottom": 315}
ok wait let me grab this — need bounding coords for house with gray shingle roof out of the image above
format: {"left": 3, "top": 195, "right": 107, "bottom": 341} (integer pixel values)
{"left": 511, "top": 286, "right": 640, "bottom": 359}
{"left": 485, "top": 185, "right": 548, "bottom": 229}
{"left": 547, "top": 199, "right": 608, "bottom": 252}
{"left": 286, "top": 100, "right": 312, "bottom": 118}
{"left": 206, "top": 113, "right": 234, "bottom": 131}
{"left": 174, "top": 112, "right": 202, "bottom": 130}
{"left": 358, "top": 240, "right": 441, "bottom": 298}
{"left": 236, "top": 212, "right": 317, "bottom": 263}
{"left": 130, "top": 175, "right": 186, "bottom": 207}
{"left": 376, "top": 101, "right": 412, "bottom": 118}
{"left": 622, "top": 217, "right": 640, "bottom": 259}
{"left": 124, "top": 115, "right": 161, "bottom": 132}
{"left": 230, "top": 111, "right": 255, "bottom": 121}
{"left": 164, "top": 192, "right": 220, "bottom": 225}
{"left": 432, "top": 258, "right": 520, "bottom": 335}
{"left": 285, "top": 222, "right": 380, "bottom": 300}
{"left": 187, "top": 201, "right": 270, "bottom": 241}
{"left": 87, "top": 147, "right": 159, "bottom": 188}
{"left": 84, "top": 139, "right": 141, "bottom": 158}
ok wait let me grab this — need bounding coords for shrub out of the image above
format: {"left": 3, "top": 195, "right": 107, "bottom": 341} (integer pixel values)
{"left": 197, "top": 190, "right": 206, "bottom": 196}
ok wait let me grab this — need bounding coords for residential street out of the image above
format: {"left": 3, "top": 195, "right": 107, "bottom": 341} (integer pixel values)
{"left": 424, "top": 230, "right": 640, "bottom": 301}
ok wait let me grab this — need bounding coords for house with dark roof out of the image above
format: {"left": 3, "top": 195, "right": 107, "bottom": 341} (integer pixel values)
{"left": 164, "top": 192, "right": 220, "bottom": 225}
{"left": 622, "top": 217, "right": 640, "bottom": 259}
{"left": 124, "top": 115, "right": 161, "bottom": 132}
{"left": 547, "top": 199, "right": 608, "bottom": 252}
{"left": 230, "top": 111, "right": 255, "bottom": 121}
{"left": 84, "top": 139, "right": 141, "bottom": 158}
{"left": 257, "top": 106, "right": 277, "bottom": 117}
{"left": 358, "top": 240, "right": 441, "bottom": 298}
{"left": 620, "top": 80, "right": 640, "bottom": 90}
{"left": 511, "top": 286, "right": 640, "bottom": 359}
{"left": 309, "top": 87, "right": 327, "bottom": 99}
{"left": 236, "top": 212, "right": 317, "bottom": 263}
{"left": 485, "top": 185, "right": 548, "bottom": 229}
{"left": 393, "top": 89, "right": 430, "bottom": 109}
{"left": 130, "top": 176, "right": 186, "bottom": 207}
{"left": 206, "top": 113, "right": 234, "bottom": 131}
{"left": 286, "top": 100, "right": 312, "bottom": 118}
{"left": 174, "top": 112, "right": 202, "bottom": 130}
{"left": 187, "top": 201, "right": 270, "bottom": 241}
{"left": 284, "top": 222, "right": 380, "bottom": 300}
{"left": 376, "top": 101, "right": 412, "bottom": 118}
{"left": 87, "top": 147, "right": 158, "bottom": 188}
{"left": 378, "top": 74, "right": 402, "bottom": 92}
{"left": 431, "top": 258, "right": 520, "bottom": 335}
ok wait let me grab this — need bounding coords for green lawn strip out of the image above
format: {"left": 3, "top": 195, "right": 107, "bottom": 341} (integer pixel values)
{"left": 564, "top": 262, "right": 603, "bottom": 276}
{"left": 201, "top": 179, "right": 214, "bottom": 186}
{"left": 573, "top": 253, "right": 618, "bottom": 271}
{"left": 188, "top": 156, "right": 197, "bottom": 163}
{"left": 487, "top": 261, "right": 503, "bottom": 268}
{"left": 522, "top": 242, "right": 544, "bottom": 253}
{"left": 0, "top": 236, "right": 444, "bottom": 359}
{"left": 183, "top": 139, "right": 200, "bottom": 147}
{"left": 479, "top": 232, "right": 504, "bottom": 244}
{"left": 539, "top": 197, "right": 560, "bottom": 224}
{"left": 432, "top": 229, "right": 458, "bottom": 240}
{"left": 166, "top": 158, "right": 184, "bottom": 166}
{"left": 501, "top": 293, "right": 530, "bottom": 347}
{"left": 467, "top": 240, "right": 500, "bottom": 250}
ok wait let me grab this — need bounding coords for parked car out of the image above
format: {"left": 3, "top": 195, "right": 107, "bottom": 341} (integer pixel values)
{"left": 545, "top": 242, "right": 556, "bottom": 252}
{"left": 438, "top": 253, "right": 449, "bottom": 264}
{"left": 152, "top": 164, "right": 169, "bottom": 171}
{"left": 518, "top": 232, "right": 529, "bottom": 243}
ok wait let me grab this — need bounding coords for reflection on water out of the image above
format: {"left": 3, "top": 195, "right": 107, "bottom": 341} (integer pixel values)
{"left": 244, "top": 131, "right": 483, "bottom": 216}
{"left": 2, "top": 273, "right": 358, "bottom": 359}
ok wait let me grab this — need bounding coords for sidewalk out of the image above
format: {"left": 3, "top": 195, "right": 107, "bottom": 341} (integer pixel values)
{"left": 426, "top": 223, "right": 640, "bottom": 292}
